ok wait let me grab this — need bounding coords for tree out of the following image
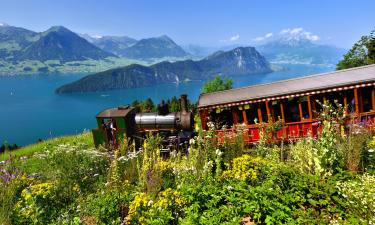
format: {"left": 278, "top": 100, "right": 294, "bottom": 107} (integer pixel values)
{"left": 336, "top": 29, "right": 375, "bottom": 70}
{"left": 131, "top": 100, "right": 141, "bottom": 112}
{"left": 201, "top": 75, "right": 233, "bottom": 94}
{"left": 168, "top": 96, "right": 180, "bottom": 112}
{"left": 142, "top": 98, "right": 155, "bottom": 112}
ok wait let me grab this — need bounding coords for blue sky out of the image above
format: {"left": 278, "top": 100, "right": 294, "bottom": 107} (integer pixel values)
{"left": 0, "top": 0, "right": 374, "bottom": 48}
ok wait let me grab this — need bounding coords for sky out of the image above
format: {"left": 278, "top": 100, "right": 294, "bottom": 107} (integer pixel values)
{"left": 0, "top": 0, "right": 374, "bottom": 48}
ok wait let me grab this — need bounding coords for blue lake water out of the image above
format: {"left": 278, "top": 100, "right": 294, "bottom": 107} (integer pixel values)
{"left": 0, "top": 64, "right": 334, "bottom": 146}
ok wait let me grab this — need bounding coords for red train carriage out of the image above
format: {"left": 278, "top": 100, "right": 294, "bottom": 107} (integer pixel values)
{"left": 198, "top": 65, "right": 375, "bottom": 144}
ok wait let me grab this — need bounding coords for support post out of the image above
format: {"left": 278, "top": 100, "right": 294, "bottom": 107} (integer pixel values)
{"left": 280, "top": 102, "right": 285, "bottom": 122}
{"left": 372, "top": 88, "right": 375, "bottom": 111}
{"left": 232, "top": 109, "right": 238, "bottom": 125}
{"left": 307, "top": 95, "right": 313, "bottom": 121}
{"left": 257, "top": 104, "right": 263, "bottom": 123}
{"left": 242, "top": 110, "right": 248, "bottom": 124}
{"left": 344, "top": 95, "right": 348, "bottom": 114}
{"left": 199, "top": 109, "right": 207, "bottom": 130}
{"left": 266, "top": 101, "right": 271, "bottom": 122}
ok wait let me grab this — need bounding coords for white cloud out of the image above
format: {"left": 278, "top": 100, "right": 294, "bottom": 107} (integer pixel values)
{"left": 279, "top": 27, "right": 320, "bottom": 41}
{"left": 220, "top": 34, "right": 240, "bottom": 42}
{"left": 230, "top": 34, "right": 240, "bottom": 41}
{"left": 252, "top": 32, "right": 273, "bottom": 41}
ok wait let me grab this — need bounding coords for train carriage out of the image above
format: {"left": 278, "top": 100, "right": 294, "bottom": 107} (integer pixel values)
{"left": 198, "top": 64, "right": 375, "bottom": 144}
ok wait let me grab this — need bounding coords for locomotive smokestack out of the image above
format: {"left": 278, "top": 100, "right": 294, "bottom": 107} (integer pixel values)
{"left": 180, "top": 94, "right": 188, "bottom": 114}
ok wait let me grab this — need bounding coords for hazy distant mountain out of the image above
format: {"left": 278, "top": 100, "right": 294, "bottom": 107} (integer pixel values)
{"left": 81, "top": 34, "right": 138, "bottom": 56}
{"left": 257, "top": 35, "right": 346, "bottom": 65}
{"left": 182, "top": 44, "right": 243, "bottom": 57}
{"left": 120, "top": 35, "right": 189, "bottom": 60}
{"left": 56, "top": 47, "right": 271, "bottom": 93}
{"left": 18, "top": 26, "right": 115, "bottom": 62}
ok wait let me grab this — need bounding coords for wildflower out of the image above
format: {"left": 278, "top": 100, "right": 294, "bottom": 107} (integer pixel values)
{"left": 215, "top": 149, "right": 223, "bottom": 156}
{"left": 368, "top": 149, "right": 374, "bottom": 153}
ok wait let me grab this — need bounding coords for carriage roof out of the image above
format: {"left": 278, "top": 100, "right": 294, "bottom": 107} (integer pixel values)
{"left": 198, "top": 64, "right": 375, "bottom": 108}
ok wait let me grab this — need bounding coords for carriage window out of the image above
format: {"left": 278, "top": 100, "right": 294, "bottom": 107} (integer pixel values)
{"left": 271, "top": 101, "right": 282, "bottom": 121}
{"left": 345, "top": 90, "right": 356, "bottom": 113}
{"left": 284, "top": 98, "right": 301, "bottom": 123}
{"left": 311, "top": 94, "right": 324, "bottom": 117}
{"left": 326, "top": 92, "right": 345, "bottom": 109}
{"left": 299, "top": 97, "right": 310, "bottom": 120}
{"left": 210, "top": 108, "right": 233, "bottom": 129}
{"left": 260, "top": 103, "right": 268, "bottom": 123}
{"left": 360, "top": 87, "right": 373, "bottom": 112}
{"left": 236, "top": 108, "right": 244, "bottom": 124}
{"left": 245, "top": 104, "right": 259, "bottom": 125}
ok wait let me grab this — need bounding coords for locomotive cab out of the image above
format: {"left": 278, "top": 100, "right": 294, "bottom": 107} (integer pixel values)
{"left": 92, "top": 105, "right": 136, "bottom": 148}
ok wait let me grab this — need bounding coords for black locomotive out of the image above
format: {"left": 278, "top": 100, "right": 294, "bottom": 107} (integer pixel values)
{"left": 92, "top": 94, "right": 194, "bottom": 152}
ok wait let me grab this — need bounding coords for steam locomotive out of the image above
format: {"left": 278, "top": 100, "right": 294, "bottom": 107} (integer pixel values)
{"left": 92, "top": 94, "right": 194, "bottom": 152}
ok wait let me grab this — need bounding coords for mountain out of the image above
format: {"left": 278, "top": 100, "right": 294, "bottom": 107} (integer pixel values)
{"left": 18, "top": 26, "right": 115, "bottom": 62}
{"left": 0, "top": 24, "right": 39, "bottom": 60}
{"left": 257, "top": 36, "right": 346, "bottom": 65}
{"left": 56, "top": 47, "right": 271, "bottom": 93}
{"left": 81, "top": 34, "right": 138, "bottom": 56}
{"left": 182, "top": 44, "right": 243, "bottom": 57}
{"left": 120, "top": 35, "right": 189, "bottom": 60}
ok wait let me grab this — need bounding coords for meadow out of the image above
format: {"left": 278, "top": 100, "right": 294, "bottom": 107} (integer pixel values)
{"left": 1, "top": 102, "right": 374, "bottom": 225}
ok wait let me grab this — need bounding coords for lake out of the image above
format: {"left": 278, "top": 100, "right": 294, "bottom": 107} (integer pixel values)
{"left": 0, "top": 64, "right": 334, "bottom": 146}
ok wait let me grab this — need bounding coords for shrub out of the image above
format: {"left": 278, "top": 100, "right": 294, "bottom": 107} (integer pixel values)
{"left": 336, "top": 173, "right": 375, "bottom": 223}
{"left": 0, "top": 172, "right": 32, "bottom": 224}
{"left": 289, "top": 137, "right": 324, "bottom": 175}
{"left": 341, "top": 127, "right": 371, "bottom": 172}
{"left": 126, "top": 188, "right": 186, "bottom": 225}
{"left": 365, "top": 135, "right": 375, "bottom": 172}
{"left": 13, "top": 182, "right": 57, "bottom": 224}
{"left": 221, "top": 154, "right": 268, "bottom": 183}
{"left": 84, "top": 190, "right": 134, "bottom": 225}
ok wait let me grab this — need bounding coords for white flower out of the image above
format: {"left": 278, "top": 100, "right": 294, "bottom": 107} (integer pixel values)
{"left": 147, "top": 200, "right": 153, "bottom": 206}
{"left": 227, "top": 185, "right": 234, "bottom": 190}
{"left": 368, "top": 149, "right": 374, "bottom": 153}
{"left": 215, "top": 149, "right": 223, "bottom": 156}
{"left": 117, "top": 156, "right": 126, "bottom": 161}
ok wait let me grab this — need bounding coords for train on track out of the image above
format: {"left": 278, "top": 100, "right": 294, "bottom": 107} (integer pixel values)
{"left": 92, "top": 64, "right": 375, "bottom": 150}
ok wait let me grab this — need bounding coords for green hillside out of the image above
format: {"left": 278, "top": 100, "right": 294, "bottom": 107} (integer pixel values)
{"left": 56, "top": 47, "right": 272, "bottom": 93}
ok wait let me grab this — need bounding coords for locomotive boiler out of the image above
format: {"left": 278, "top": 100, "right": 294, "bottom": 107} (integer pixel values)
{"left": 92, "top": 94, "right": 194, "bottom": 152}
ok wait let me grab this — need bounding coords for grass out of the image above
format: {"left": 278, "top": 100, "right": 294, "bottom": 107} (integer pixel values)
{"left": 0, "top": 132, "right": 94, "bottom": 161}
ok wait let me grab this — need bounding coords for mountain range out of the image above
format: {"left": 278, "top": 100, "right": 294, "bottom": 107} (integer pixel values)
{"left": 0, "top": 25, "right": 114, "bottom": 62}
{"left": 56, "top": 47, "right": 272, "bottom": 93}
{"left": 81, "top": 34, "right": 189, "bottom": 60}
{"left": 255, "top": 30, "right": 346, "bottom": 65}
{"left": 0, "top": 24, "right": 191, "bottom": 74}
{"left": 0, "top": 23, "right": 347, "bottom": 76}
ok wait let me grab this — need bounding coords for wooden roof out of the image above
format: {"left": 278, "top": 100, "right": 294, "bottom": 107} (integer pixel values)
{"left": 198, "top": 64, "right": 375, "bottom": 109}
{"left": 96, "top": 106, "right": 135, "bottom": 118}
